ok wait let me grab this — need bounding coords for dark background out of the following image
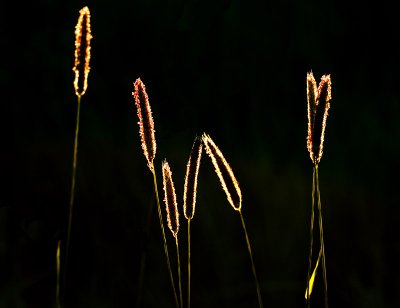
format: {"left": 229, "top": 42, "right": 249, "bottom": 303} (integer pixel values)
{"left": 3, "top": 0, "right": 400, "bottom": 307}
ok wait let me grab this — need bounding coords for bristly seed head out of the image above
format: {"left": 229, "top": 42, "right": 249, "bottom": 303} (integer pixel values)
{"left": 202, "top": 133, "right": 242, "bottom": 211}
{"left": 73, "top": 6, "right": 92, "bottom": 98}
{"left": 306, "top": 72, "right": 331, "bottom": 165}
{"left": 183, "top": 136, "right": 203, "bottom": 220}
{"left": 162, "top": 160, "right": 179, "bottom": 238}
{"left": 133, "top": 78, "right": 156, "bottom": 171}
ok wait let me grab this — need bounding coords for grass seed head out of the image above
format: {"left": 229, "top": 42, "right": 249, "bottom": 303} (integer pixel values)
{"left": 202, "top": 133, "right": 242, "bottom": 211}
{"left": 162, "top": 160, "right": 179, "bottom": 238}
{"left": 306, "top": 72, "right": 331, "bottom": 165}
{"left": 133, "top": 78, "right": 156, "bottom": 171}
{"left": 183, "top": 136, "right": 203, "bottom": 220}
{"left": 73, "top": 6, "right": 92, "bottom": 98}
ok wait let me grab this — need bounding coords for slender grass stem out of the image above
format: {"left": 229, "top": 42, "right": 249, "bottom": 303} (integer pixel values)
{"left": 176, "top": 237, "right": 183, "bottom": 308}
{"left": 315, "top": 165, "right": 328, "bottom": 308}
{"left": 63, "top": 95, "right": 81, "bottom": 302}
{"left": 187, "top": 219, "right": 191, "bottom": 308}
{"left": 151, "top": 164, "right": 180, "bottom": 308}
{"left": 66, "top": 95, "right": 81, "bottom": 259}
{"left": 56, "top": 240, "right": 61, "bottom": 308}
{"left": 306, "top": 166, "right": 316, "bottom": 307}
{"left": 239, "top": 210, "right": 263, "bottom": 308}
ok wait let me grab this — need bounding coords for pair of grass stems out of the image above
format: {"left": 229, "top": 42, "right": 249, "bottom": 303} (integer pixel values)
{"left": 305, "top": 72, "right": 331, "bottom": 308}
{"left": 133, "top": 78, "right": 263, "bottom": 308}
{"left": 132, "top": 78, "right": 180, "bottom": 308}
{"left": 305, "top": 164, "right": 327, "bottom": 308}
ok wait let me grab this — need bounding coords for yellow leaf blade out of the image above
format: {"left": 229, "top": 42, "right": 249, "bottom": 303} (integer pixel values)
{"left": 305, "top": 247, "right": 322, "bottom": 299}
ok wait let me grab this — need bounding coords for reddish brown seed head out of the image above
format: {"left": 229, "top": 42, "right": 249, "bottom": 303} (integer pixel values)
{"left": 133, "top": 78, "right": 156, "bottom": 171}
{"left": 162, "top": 160, "right": 179, "bottom": 238}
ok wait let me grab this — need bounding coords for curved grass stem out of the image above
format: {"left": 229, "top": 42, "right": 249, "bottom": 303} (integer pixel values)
{"left": 239, "top": 210, "right": 263, "bottom": 308}
{"left": 187, "top": 219, "right": 191, "bottom": 308}
{"left": 56, "top": 240, "right": 61, "bottom": 308}
{"left": 63, "top": 95, "right": 82, "bottom": 303}
{"left": 306, "top": 166, "right": 317, "bottom": 307}
{"left": 315, "top": 165, "right": 328, "bottom": 308}
{"left": 151, "top": 165, "right": 180, "bottom": 308}
{"left": 66, "top": 95, "right": 81, "bottom": 259}
{"left": 176, "top": 237, "right": 183, "bottom": 308}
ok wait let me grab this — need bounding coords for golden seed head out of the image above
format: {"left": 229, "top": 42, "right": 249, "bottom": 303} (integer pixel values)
{"left": 133, "top": 78, "right": 156, "bottom": 171}
{"left": 202, "top": 133, "right": 242, "bottom": 211}
{"left": 73, "top": 6, "right": 92, "bottom": 98}
{"left": 306, "top": 72, "right": 332, "bottom": 165}
{"left": 162, "top": 160, "right": 179, "bottom": 238}
{"left": 183, "top": 136, "right": 203, "bottom": 220}
{"left": 307, "top": 71, "right": 318, "bottom": 159}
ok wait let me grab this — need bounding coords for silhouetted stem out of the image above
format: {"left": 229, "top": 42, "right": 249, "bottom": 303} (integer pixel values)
{"left": 239, "top": 210, "right": 263, "bottom": 308}
{"left": 176, "top": 237, "right": 183, "bottom": 308}
{"left": 315, "top": 165, "right": 328, "bottom": 308}
{"left": 306, "top": 166, "right": 316, "bottom": 307}
{"left": 188, "top": 219, "right": 191, "bottom": 308}
{"left": 56, "top": 240, "right": 61, "bottom": 308}
{"left": 64, "top": 94, "right": 82, "bottom": 303}
{"left": 152, "top": 165, "right": 179, "bottom": 308}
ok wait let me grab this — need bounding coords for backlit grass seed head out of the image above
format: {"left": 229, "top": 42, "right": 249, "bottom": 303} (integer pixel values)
{"left": 133, "top": 78, "right": 156, "bottom": 171}
{"left": 202, "top": 133, "right": 242, "bottom": 211}
{"left": 306, "top": 72, "right": 331, "bottom": 165}
{"left": 73, "top": 6, "right": 92, "bottom": 98}
{"left": 307, "top": 72, "right": 318, "bottom": 157}
{"left": 162, "top": 161, "right": 179, "bottom": 238}
{"left": 183, "top": 136, "right": 203, "bottom": 220}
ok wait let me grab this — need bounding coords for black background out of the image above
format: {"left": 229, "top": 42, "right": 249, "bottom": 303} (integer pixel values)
{"left": 3, "top": 0, "right": 400, "bottom": 307}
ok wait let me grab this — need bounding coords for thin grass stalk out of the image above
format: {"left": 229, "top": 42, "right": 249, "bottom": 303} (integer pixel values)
{"left": 187, "top": 218, "right": 191, "bottom": 308}
{"left": 66, "top": 95, "right": 81, "bottom": 263}
{"left": 183, "top": 136, "right": 203, "bottom": 308}
{"left": 152, "top": 163, "right": 179, "bottom": 308}
{"left": 202, "top": 133, "right": 263, "bottom": 307}
{"left": 315, "top": 165, "right": 328, "bottom": 308}
{"left": 306, "top": 166, "right": 316, "bottom": 307}
{"left": 239, "top": 210, "right": 264, "bottom": 308}
{"left": 56, "top": 240, "right": 61, "bottom": 308}
{"left": 63, "top": 95, "right": 82, "bottom": 303}
{"left": 176, "top": 237, "right": 183, "bottom": 308}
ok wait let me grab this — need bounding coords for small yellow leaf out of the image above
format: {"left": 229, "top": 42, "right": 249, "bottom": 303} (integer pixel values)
{"left": 305, "top": 247, "right": 322, "bottom": 299}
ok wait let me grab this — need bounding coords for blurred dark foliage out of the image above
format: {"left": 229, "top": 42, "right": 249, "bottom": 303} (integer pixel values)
{"left": 3, "top": 0, "right": 400, "bottom": 307}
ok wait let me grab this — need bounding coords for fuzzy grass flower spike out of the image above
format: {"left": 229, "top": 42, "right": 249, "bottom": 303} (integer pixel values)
{"left": 307, "top": 72, "right": 331, "bottom": 165}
